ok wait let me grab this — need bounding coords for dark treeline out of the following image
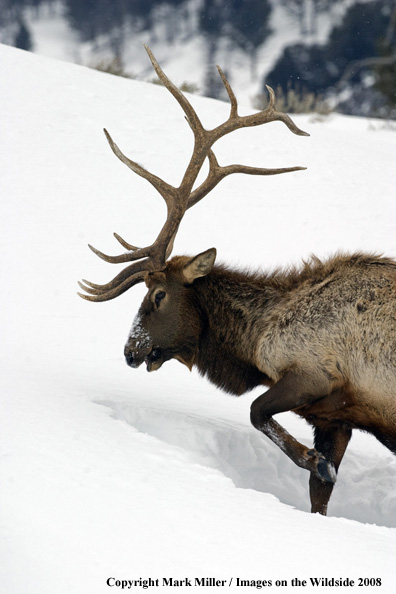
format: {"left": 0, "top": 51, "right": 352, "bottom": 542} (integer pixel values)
{"left": 266, "top": 0, "right": 396, "bottom": 117}
{"left": 1, "top": 0, "right": 395, "bottom": 117}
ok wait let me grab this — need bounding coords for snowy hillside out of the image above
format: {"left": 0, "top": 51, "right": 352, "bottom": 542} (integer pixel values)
{"left": 3, "top": 0, "right": 362, "bottom": 104}
{"left": 1, "top": 44, "right": 396, "bottom": 594}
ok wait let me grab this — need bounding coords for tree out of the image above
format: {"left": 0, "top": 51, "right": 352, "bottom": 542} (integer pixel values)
{"left": 338, "top": 1, "right": 396, "bottom": 112}
{"left": 199, "top": 0, "right": 224, "bottom": 37}
{"left": 279, "top": 0, "right": 342, "bottom": 36}
{"left": 266, "top": 43, "right": 331, "bottom": 96}
{"left": 200, "top": 0, "right": 272, "bottom": 85}
{"left": 15, "top": 18, "right": 33, "bottom": 51}
{"left": 227, "top": 0, "right": 272, "bottom": 78}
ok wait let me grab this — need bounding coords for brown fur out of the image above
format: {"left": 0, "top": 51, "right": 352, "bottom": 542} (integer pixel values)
{"left": 125, "top": 251, "right": 396, "bottom": 514}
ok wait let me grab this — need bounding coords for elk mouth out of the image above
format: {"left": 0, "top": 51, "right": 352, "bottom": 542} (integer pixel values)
{"left": 125, "top": 343, "right": 165, "bottom": 371}
{"left": 145, "top": 348, "right": 164, "bottom": 372}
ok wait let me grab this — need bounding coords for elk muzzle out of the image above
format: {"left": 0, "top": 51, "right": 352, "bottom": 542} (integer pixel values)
{"left": 124, "top": 342, "right": 165, "bottom": 372}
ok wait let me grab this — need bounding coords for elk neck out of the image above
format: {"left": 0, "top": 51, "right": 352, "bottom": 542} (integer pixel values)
{"left": 190, "top": 265, "right": 279, "bottom": 395}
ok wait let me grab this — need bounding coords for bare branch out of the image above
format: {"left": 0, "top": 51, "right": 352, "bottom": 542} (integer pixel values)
{"left": 338, "top": 55, "right": 396, "bottom": 88}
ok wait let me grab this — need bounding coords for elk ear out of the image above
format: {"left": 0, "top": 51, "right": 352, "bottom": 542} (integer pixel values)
{"left": 183, "top": 248, "right": 217, "bottom": 284}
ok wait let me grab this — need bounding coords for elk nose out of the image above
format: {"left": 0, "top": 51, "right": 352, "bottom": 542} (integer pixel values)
{"left": 125, "top": 351, "right": 137, "bottom": 368}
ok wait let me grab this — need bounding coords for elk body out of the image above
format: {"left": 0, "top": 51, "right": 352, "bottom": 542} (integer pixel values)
{"left": 79, "top": 46, "right": 396, "bottom": 516}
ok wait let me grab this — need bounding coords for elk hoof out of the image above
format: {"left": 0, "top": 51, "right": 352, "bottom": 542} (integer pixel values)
{"left": 307, "top": 450, "right": 337, "bottom": 483}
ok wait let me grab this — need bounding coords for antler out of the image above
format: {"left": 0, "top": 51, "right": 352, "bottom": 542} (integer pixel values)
{"left": 78, "top": 44, "right": 309, "bottom": 302}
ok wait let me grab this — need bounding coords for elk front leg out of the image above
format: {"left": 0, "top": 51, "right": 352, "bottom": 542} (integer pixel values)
{"left": 309, "top": 423, "right": 352, "bottom": 515}
{"left": 250, "top": 370, "right": 337, "bottom": 482}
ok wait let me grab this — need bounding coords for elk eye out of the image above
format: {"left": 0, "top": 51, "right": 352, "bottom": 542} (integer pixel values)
{"left": 155, "top": 291, "right": 166, "bottom": 307}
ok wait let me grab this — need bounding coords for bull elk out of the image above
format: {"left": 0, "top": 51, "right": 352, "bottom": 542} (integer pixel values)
{"left": 79, "top": 45, "right": 396, "bottom": 516}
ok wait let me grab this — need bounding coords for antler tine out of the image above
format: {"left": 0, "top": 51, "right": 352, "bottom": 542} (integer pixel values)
{"left": 209, "top": 76, "right": 309, "bottom": 143}
{"left": 186, "top": 80, "right": 309, "bottom": 209}
{"left": 113, "top": 233, "right": 139, "bottom": 251}
{"left": 263, "top": 85, "right": 310, "bottom": 137}
{"left": 144, "top": 44, "right": 205, "bottom": 136}
{"left": 78, "top": 259, "right": 151, "bottom": 301}
{"left": 188, "top": 151, "right": 307, "bottom": 209}
{"left": 216, "top": 65, "right": 238, "bottom": 118}
{"left": 87, "top": 242, "right": 150, "bottom": 264}
{"left": 79, "top": 258, "right": 150, "bottom": 293}
{"left": 103, "top": 129, "right": 175, "bottom": 205}
{"left": 243, "top": 84, "right": 310, "bottom": 137}
{"left": 78, "top": 271, "right": 146, "bottom": 302}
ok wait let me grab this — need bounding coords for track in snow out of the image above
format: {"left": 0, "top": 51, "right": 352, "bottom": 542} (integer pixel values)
{"left": 97, "top": 396, "right": 396, "bottom": 527}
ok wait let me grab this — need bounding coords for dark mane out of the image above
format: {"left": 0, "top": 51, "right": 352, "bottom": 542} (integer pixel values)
{"left": 195, "top": 337, "right": 271, "bottom": 396}
{"left": 214, "top": 252, "right": 395, "bottom": 293}
{"left": 192, "top": 264, "right": 274, "bottom": 395}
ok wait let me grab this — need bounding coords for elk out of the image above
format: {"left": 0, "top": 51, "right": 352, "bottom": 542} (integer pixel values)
{"left": 79, "top": 45, "right": 396, "bottom": 515}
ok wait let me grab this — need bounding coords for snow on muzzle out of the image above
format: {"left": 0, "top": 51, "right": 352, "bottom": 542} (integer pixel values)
{"left": 124, "top": 314, "right": 165, "bottom": 372}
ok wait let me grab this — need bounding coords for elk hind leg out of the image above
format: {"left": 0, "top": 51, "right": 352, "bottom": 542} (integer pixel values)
{"left": 309, "top": 423, "right": 352, "bottom": 515}
{"left": 250, "top": 370, "right": 337, "bottom": 482}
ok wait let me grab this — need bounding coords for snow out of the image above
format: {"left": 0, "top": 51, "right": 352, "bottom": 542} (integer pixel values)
{"left": 1, "top": 44, "right": 396, "bottom": 594}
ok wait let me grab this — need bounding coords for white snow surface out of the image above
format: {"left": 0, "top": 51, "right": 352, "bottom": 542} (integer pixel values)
{"left": 1, "top": 44, "right": 396, "bottom": 594}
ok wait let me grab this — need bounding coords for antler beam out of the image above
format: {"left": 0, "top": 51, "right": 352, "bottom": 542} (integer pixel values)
{"left": 78, "top": 45, "right": 309, "bottom": 302}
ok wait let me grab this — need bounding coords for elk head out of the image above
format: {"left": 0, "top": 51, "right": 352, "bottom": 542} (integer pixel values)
{"left": 125, "top": 249, "right": 217, "bottom": 372}
{"left": 78, "top": 45, "right": 309, "bottom": 371}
